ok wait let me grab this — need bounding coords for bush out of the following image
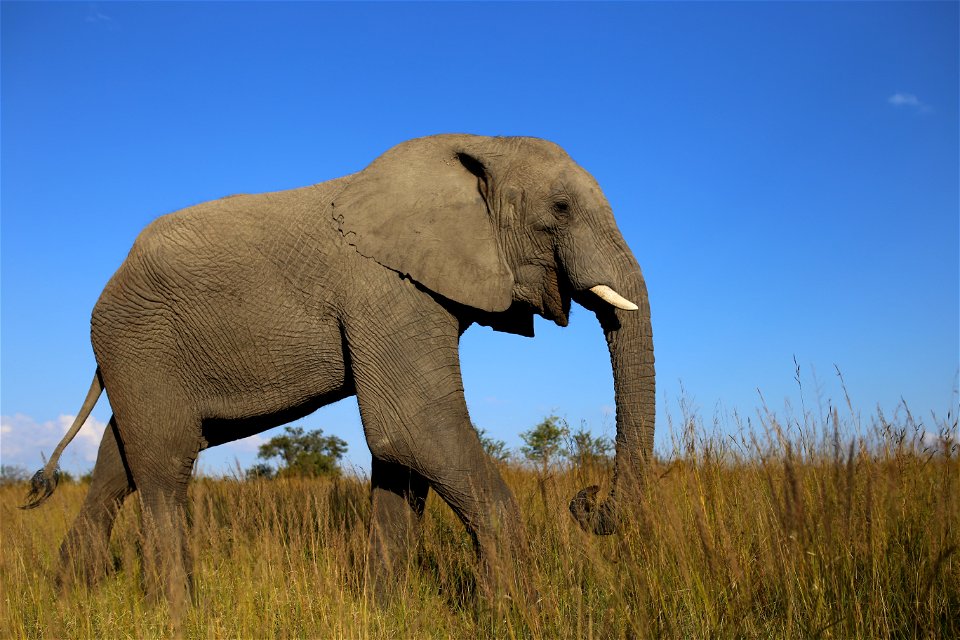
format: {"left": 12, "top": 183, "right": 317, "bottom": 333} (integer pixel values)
{"left": 520, "top": 415, "right": 569, "bottom": 466}
{"left": 0, "top": 465, "right": 29, "bottom": 485}
{"left": 568, "top": 424, "right": 613, "bottom": 469}
{"left": 250, "top": 425, "right": 347, "bottom": 479}
{"left": 244, "top": 462, "right": 276, "bottom": 480}
{"left": 475, "top": 425, "right": 511, "bottom": 463}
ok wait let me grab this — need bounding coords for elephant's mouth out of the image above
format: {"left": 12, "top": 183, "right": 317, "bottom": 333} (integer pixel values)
{"left": 545, "top": 269, "right": 638, "bottom": 326}
{"left": 542, "top": 266, "right": 573, "bottom": 327}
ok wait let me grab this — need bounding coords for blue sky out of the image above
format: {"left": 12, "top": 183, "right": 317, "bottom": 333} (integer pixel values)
{"left": 2, "top": 2, "right": 957, "bottom": 475}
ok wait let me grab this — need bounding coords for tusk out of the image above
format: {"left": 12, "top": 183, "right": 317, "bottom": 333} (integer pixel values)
{"left": 590, "top": 285, "right": 638, "bottom": 311}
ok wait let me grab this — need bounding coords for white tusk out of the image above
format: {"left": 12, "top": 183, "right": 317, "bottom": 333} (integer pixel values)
{"left": 590, "top": 285, "right": 639, "bottom": 311}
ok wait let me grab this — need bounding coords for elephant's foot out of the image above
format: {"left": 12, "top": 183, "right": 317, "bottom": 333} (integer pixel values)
{"left": 54, "top": 530, "right": 116, "bottom": 594}
{"left": 472, "top": 551, "right": 543, "bottom": 634}
{"left": 365, "top": 530, "right": 422, "bottom": 606}
{"left": 366, "top": 561, "right": 408, "bottom": 606}
{"left": 139, "top": 549, "right": 192, "bottom": 636}
{"left": 473, "top": 524, "right": 541, "bottom": 618}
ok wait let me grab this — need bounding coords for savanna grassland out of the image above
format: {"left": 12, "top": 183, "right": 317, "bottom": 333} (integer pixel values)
{"left": 2, "top": 404, "right": 957, "bottom": 639}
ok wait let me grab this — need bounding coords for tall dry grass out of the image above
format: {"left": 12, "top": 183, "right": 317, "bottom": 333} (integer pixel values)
{"left": 2, "top": 402, "right": 956, "bottom": 638}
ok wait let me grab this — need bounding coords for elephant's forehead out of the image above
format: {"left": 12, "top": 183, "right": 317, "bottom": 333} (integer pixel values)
{"left": 552, "top": 167, "right": 601, "bottom": 194}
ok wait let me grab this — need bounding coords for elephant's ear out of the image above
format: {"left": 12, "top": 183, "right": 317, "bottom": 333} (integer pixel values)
{"left": 333, "top": 138, "right": 514, "bottom": 313}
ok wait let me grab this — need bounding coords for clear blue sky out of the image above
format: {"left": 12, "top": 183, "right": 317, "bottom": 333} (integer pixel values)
{"left": 2, "top": 2, "right": 957, "bottom": 475}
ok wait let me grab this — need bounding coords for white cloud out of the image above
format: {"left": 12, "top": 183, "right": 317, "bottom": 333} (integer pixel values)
{"left": 0, "top": 413, "right": 107, "bottom": 474}
{"left": 221, "top": 433, "right": 265, "bottom": 453}
{"left": 888, "top": 92, "right": 932, "bottom": 114}
{"left": 85, "top": 4, "right": 112, "bottom": 23}
{"left": 84, "top": 4, "right": 120, "bottom": 31}
{"left": 888, "top": 93, "right": 920, "bottom": 107}
{"left": 919, "top": 430, "right": 956, "bottom": 454}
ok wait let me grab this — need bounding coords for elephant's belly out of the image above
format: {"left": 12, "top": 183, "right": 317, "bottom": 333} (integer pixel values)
{"left": 199, "top": 384, "right": 356, "bottom": 449}
{"left": 163, "top": 299, "right": 353, "bottom": 442}
{"left": 195, "top": 336, "right": 355, "bottom": 448}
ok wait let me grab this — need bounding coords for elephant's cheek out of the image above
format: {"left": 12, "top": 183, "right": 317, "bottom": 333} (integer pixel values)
{"left": 510, "top": 265, "right": 566, "bottom": 326}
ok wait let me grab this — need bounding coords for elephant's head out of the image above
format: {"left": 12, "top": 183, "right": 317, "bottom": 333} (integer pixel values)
{"left": 335, "top": 134, "right": 654, "bottom": 535}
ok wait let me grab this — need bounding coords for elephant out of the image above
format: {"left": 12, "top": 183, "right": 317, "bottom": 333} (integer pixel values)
{"left": 23, "top": 134, "right": 655, "bottom": 611}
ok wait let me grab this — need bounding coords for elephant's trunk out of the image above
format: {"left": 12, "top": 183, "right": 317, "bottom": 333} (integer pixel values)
{"left": 569, "top": 228, "right": 655, "bottom": 536}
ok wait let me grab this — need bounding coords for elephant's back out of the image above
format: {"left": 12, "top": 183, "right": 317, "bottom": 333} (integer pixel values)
{"left": 89, "top": 180, "right": 352, "bottom": 402}
{"left": 102, "top": 178, "right": 350, "bottom": 298}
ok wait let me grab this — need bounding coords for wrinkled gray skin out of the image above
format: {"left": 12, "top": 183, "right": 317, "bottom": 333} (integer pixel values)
{"left": 26, "top": 134, "right": 654, "bottom": 610}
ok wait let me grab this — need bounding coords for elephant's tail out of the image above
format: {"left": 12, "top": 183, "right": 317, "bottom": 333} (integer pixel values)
{"left": 20, "top": 369, "right": 104, "bottom": 510}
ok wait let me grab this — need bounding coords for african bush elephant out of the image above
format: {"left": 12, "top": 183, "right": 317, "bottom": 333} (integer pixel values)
{"left": 25, "top": 134, "right": 655, "bottom": 609}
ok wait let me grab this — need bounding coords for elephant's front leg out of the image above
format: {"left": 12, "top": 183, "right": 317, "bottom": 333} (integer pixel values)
{"left": 344, "top": 286, "right": 529, "bottom": 601}
{"left": 368, "top": 457, "right": 428, "bottom": 598}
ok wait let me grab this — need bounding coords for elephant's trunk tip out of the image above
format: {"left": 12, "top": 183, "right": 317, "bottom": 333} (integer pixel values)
{"left": 569, "top": 485, "right": 618, "bottom": 535}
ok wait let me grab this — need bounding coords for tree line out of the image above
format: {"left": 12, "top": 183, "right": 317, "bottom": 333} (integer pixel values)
{"left": 244, "top": 415, "right": 612, "bottom": 480}
{"left": 0, "top": 415, "right": 612, "bottom": 484}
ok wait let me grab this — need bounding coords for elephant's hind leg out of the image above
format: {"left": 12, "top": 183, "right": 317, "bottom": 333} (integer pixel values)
{"left": 57, "top": 416, "right": 136, "bottom": 590}
{"left": 115, "top": 403, "right": 201, "bottom": 621}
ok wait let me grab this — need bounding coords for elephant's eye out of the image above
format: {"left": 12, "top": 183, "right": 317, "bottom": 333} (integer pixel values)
{"left": 552, "top": 200, "right": 570, "bottom": 216}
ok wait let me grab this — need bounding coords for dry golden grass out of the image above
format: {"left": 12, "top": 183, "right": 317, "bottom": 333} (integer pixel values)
{"left": 2, "top": 405, "right": 957, "bottom": 639}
